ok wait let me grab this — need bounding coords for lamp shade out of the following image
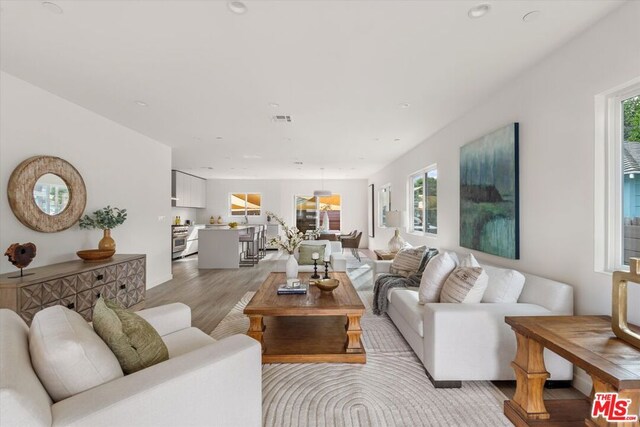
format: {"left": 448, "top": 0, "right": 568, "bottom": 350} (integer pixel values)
{"left": 386, "top": 210, "right": 403, "bottom": 228}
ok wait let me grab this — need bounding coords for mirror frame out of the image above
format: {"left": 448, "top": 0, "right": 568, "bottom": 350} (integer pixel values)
{"left": 7, "top": 156, "right": 87, "bottom": 233}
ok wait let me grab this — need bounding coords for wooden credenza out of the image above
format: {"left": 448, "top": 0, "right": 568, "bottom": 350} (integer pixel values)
{"left": 0, "top": 254, "right": 146, "bottom": 323}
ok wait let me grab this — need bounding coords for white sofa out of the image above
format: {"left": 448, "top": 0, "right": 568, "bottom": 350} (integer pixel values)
{"left": 275, "top": 240, "right": 347, "bottom": 272}
{"left": 0, "top": 304, "right": 262, "bottom": 427}
{"left": 375, "top": 254, "right": 574, "bottom": 387}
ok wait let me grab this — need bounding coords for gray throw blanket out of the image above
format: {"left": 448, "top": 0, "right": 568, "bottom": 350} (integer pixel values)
{"left": 373, "top": 248, "right": 438, "bottom": 315}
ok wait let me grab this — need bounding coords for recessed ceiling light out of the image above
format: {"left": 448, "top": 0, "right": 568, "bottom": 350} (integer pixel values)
{"left": 394, "top": 138, "right": 401, "bottom": 142}
{"left": 42, "top": 1, "right": 63, "bottom": 14}
{"left": 268, "top": 102, "right": 279, "bottom": 108}
{"left": 134, "top": 100, "right": 148, "bottom": 107}
{"left": 242, "top": 155, "right": 262, "bottom": 159}
{"left": 294, "top": 161, "right": 304, "bottom": 165}
{"left": 216, "top": 136, "right": 223, "bottom": 140}
{"left": 227, "top": 1, "right": 247, "bottom": 14}
{"left": 468, "top": 4, "right": 490, "bottom": 19}
{"left": 522, "top": 10, "right": 541, "bottom": 23}
{"left": 358, "top": 157, "right": 364, "bottom": 160}
{"left": 373, "top": 138, "right": 380, "bottom": 142}
{"left": 399, "top": 103, "right": 410, "bottom": 108}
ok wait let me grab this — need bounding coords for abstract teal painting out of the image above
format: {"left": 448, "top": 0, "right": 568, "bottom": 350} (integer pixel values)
{"left": 460, "top": 123, "right": 519, "bottom": 259}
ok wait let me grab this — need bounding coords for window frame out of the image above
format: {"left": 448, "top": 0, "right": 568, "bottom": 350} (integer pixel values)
{"left": 293, "top": 194, "right": 342, "bottom": 231}
{"left": 228, "top": 192, "right": 262, "bottom": 217}
{"left": 407, "top": 164, "right": 437, "bottom": 236}
{"left": 595, "top": 78, "right": 640, "bottom": 272}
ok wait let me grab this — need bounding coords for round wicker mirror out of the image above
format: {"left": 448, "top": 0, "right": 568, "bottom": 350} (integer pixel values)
{"left": 7, "top": 156, "right": 87, "bottom": 233}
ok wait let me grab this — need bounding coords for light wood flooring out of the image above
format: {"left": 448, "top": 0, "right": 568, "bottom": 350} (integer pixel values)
{"left": 147, "top": 252, "right": 586, "bottom": 401}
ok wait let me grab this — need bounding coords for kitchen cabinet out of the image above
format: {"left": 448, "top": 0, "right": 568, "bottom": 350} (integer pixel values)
{"left": 172, "top": 170, "right": 206, "bottom": 208}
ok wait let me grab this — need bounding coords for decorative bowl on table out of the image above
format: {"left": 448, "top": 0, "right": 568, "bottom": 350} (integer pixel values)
{"left": 76, "top": 249, "right": 115, "bottom": 262}
{"left": 315, "top": 278, "right": 339, "bottom": 293}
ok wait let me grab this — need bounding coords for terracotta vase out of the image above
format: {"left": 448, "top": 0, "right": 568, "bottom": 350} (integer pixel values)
{"left": 98, "top": 229, "right": 116, "bottom": 251}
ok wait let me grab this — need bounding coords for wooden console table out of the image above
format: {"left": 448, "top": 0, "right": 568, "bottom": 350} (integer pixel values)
{"left": 504, "top": 315, "right": 640, "bottom": 427}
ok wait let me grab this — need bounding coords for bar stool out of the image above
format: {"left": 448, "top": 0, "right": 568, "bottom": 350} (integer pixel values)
{"left": 239, "top": 227, "right": 257, "bottom": 267}
{"left": 258, "top": 225, "right": 267, "bottom": 259}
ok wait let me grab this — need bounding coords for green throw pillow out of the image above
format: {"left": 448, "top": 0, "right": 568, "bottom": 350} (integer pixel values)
{"left": 92, "top": 298, "right": 169, "bottom": 375}
{"left": 298, "top": 245, "right": 325, "bottom": 265}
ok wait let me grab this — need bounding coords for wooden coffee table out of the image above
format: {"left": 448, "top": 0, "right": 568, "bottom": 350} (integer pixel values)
{"left": 243, "top": 272, "right": 366, "bottom": 364}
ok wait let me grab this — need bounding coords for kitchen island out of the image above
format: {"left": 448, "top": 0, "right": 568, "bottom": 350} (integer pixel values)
{"left": 198, "top": 225, "right": 252, "bottom": 269}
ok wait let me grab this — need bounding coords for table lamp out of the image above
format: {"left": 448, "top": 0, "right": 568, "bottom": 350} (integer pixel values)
{"left": 386, "top": 210, "right": 405, "bottom": 253}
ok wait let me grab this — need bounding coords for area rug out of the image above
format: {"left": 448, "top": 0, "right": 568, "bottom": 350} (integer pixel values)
{"left": 211, "top": 291, "right": 511, "bottom": 427}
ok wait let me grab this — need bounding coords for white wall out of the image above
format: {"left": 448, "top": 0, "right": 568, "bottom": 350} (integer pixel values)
{"left": 198, "top": 179, "right": 368, "bottom": 247}
{"left": 369, "top": 1, "right": 640, "bottom": 323}
{"left": 0, "top": 72, "right": 172, "bottom": 288}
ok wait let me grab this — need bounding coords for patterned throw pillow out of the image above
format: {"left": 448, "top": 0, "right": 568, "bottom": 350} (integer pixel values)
{"left": 92, "top": 298, "right": 169, "bottom": 374}
{"left": 390, "top": 246, "right": 427, "bottom": 277}
{"left": 440, "top": 267, "right": 489, "bottom": 303}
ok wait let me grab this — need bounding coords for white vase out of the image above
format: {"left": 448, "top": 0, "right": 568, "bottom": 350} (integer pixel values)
{"left": 285, "top": 254, "right": 299, "bottom": 279}
{"left": 322, "top": 211, "right": 330, "bottom": 232}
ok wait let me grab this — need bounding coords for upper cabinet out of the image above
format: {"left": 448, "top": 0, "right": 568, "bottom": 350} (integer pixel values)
{"left": 172, "top": 170, "right": 206, "bottom": 208}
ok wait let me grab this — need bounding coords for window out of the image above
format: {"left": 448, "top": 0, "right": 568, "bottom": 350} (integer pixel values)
{"left": 295, "top": 195, "right": 342, "bottom": 233}
{"left": 230, "top": 193, "right": 261, "bottom": 216}
{"left": 596, "top": 79, "right": 640, "bottom": 271}
{"left": 409, "top": 166, "right": 437, "bottom": 234}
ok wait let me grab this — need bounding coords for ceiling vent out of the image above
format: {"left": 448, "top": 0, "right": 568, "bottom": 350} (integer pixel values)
{"left": 272, "top": 115, "right": 292, "bottom": 123}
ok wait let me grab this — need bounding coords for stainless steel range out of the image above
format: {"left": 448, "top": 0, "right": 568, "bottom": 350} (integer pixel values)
{"left": 172, "top": 225, "right": 189, "bottom": 254}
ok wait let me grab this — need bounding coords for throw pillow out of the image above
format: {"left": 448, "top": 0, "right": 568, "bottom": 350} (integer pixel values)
{"left": 481, "top": 265, "right": 526, "bottom": 303}
{"left": 29, "top": 305, "right": 124, "bottom": 402}
{"left": 298, "top": 245, "right": 325, "bottom": 265}
{"left": 390, "top": 245, "right": 427, "bottom": 277}
{"left": 92, "top": 298, "right": 169, "bottom": 375}
{"left": 440, "top": 267, "right": 489, "bottom": 303}
{"left": 458, "top": 253, "right": 480, "bottom": 268}
{"left": 418, "top": 252, "right": 457, "bottom": 303}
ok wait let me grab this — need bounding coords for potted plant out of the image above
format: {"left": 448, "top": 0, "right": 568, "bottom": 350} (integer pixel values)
{"left": 79, "top": 206, "right": 127, "bottom": 251}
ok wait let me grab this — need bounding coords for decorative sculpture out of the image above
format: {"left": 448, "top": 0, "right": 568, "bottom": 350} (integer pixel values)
{"left": 4, "top": 242, "right": 37, "bottom": 278}
{"left": 611, "top": 258, "right": 640, "bottom": 349}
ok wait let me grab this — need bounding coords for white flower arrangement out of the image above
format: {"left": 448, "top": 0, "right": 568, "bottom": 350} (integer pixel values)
{"left": 267, "top": 211, "right": 320, "bottom": 254}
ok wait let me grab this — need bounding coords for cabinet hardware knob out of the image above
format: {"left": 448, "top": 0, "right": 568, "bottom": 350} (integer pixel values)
{"left": 96, "top": 274, "right": 104, "bottom": 281}
{"left": 119, "top": 284, "right": 126, "bottom": 290}
{"left": 67, "top": 303, "right": 75, "bottom": 309}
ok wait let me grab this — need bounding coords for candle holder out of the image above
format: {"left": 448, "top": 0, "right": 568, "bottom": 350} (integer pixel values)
{"left": 324, "top": 261, "right": 330, "bottom": 279}
{"left": 312, "top": 258, "right": 320, "bottom": 279}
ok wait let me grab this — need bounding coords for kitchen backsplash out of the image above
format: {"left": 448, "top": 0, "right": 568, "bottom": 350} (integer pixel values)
{"left": 171, "top": 207, "right": 199, "bottom": 225}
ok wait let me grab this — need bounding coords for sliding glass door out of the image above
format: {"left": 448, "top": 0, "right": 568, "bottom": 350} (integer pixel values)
{"left": 295, "top": 195, "right": 342, "bottom": 233}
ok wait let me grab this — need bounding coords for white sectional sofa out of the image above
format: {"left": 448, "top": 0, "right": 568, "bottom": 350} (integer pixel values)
{"left": 0, "top": 304, "right": 262, "bottom": 427}
{"left": 274, "top": 240, "right": 347, "bottom": 272}
{"left": 375, "top": 253, "right": 574, "bottom": 387}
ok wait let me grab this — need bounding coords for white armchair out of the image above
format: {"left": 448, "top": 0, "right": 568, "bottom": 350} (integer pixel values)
{"left": 0, "top": 304, "right": 262, "bottom": 427}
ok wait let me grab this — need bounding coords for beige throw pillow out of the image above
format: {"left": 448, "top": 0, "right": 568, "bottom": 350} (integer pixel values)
{"left": 390, "top": 246, "right": 426, "bottom": 277}
{"left": 440, "top": 267, "right": 489, "bottom": 303}
{"left": 29, "top": 305, "right": 123, "bottom": 402}
{"left": 418, "top": 252, "right": 457, "bottom": 303}
{"left": 92, "top": 298, "right": 169, "bottom": 375}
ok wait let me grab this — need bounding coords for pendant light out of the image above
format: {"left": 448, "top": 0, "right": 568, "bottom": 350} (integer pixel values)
{"left": 314, "top": 168, "right": 332, "bottom": 197}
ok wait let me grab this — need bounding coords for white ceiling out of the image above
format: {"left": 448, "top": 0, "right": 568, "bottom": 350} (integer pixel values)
{"left": 0, "top": 0, "right": 624, "bottom": 179}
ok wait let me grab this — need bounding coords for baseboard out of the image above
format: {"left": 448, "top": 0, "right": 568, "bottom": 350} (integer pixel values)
{"left": 147, "top": 274, "right": 173, "bottom": 289}
{"left": 572, "top": 367, "right": 592, "bottom": 396}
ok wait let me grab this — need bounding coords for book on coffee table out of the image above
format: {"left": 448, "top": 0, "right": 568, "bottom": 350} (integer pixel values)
{"left": 277, "top": 283, "right": 308, "bottom": 295}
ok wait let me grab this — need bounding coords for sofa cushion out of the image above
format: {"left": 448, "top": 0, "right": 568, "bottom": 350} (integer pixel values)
{"left": 387, "top": 288, "right": 423, "bottom": 337}
{"left": 482, "top": 265, "right": 526, "bottom": 303}
{"left": 1, "top": 310, "right": 52, "bottom": 426}
{"left": 440, "top": 267, "right": 489, "bottom": 303}
{"left": 162, "top": 327, "right": 216, "bottom": 358}
{"left": 390, "top": 246, "right": 426, "bottom": 277}
{"left": 298, "top": 245, "right": 325, "bottom": 265}
{"left": 29, "top": 305, "right": 123, "bottom": 402}
{"left": 418, "top": 252, "right": 456, "bottom": 303}
{"left": 459, "top": 253, "right": 480, "bottom": 267}
{"left": 93, "top": 298, "right": 169, "bottom": 375}
{"left": 298, "top": 240, "right": 331, "bottom": 262}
